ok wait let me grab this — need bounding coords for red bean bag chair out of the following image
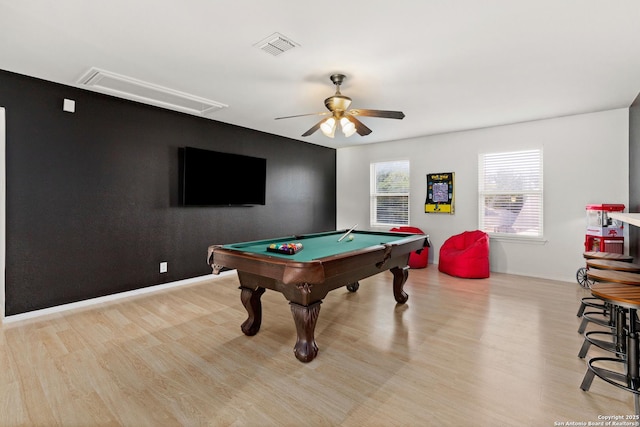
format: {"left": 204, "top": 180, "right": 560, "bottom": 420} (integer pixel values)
{"left": 390, "top": 226, "right": 429, "bottom": 268}
{"left": 438, "top": 230, "right": 490, "bottom": 278}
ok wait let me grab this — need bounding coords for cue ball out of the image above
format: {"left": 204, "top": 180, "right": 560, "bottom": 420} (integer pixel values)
{"left": 348, "top": 234, "right": 354, "bottom": 241}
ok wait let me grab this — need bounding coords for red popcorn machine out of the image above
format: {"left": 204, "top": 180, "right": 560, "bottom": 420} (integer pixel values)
{"left": 584, "top": 204, "right": 625, "bottom": 254}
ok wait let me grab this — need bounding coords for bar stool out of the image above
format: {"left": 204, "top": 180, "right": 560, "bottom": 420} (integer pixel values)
{"left": 577, "top": 251, "right": 633, "bottom": 288}
{"left": 588, "top": 259, "right": 640, "bottom": 271}
{"left": 578, "top": 305, "right": 625, "bottom": 359}
{"left": 577, "top": 259, "right": 640, "bottom": 318}
{"left": 583, "top": 251, "right": 634, "bottom": 262}
{"left": 580, "top": 281, "right": 640, "bottom": 416}
{"left": 576, "top": 297, "right": 607, "bottom": 318}
{"left": 578, "top": 270, "right": 640, "bottom": 358}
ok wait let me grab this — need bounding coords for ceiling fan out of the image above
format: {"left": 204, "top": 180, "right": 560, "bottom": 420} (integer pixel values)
{"left": 275, "top": 74, "right": 405, "bottom": 138}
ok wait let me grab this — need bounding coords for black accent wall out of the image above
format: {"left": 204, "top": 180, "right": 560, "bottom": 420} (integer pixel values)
{"left": 1, "top": 70, "right": 336, "bottom": 316}
{"left": 629, "top": 94, "right": 640, "bottom": 259}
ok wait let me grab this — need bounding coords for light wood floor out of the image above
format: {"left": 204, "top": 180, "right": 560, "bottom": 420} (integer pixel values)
{"left": 0, "top": 267, "right": 635, "bottom": 426}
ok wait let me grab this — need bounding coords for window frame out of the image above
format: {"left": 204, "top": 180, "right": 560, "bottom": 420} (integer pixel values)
{"left": 370, "top": 160, "right": 410, "bottom": 228}
{"left": 478, "top": 148, "right": 544, "bottom": 242}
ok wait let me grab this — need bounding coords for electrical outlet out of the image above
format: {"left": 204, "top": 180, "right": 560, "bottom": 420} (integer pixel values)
{"left": 160, "top": 262, "right": 168, "bottom": 273}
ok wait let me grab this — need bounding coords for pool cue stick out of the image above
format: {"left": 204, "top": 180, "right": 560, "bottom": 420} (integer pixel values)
{"left": 338, "top": 224, "right": 358, "bottom": 242}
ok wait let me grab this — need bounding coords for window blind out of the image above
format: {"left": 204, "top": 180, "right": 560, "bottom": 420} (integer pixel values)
{"left": 478, "top": 149, "right": 543, "bottom": 238}
{"left": 370, "top": 161, "right": 410, "bottom": 227}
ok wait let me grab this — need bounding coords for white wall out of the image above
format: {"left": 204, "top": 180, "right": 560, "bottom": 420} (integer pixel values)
{"left": 337, "top": 109, "right": 629, "bottom": 283}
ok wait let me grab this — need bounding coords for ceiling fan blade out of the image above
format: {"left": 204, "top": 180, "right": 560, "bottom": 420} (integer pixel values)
{"left": 348, "top": 109, "right": 405, "bottom": 120}
{"left": 301, "top": 118, "right": 328, "bottom": 137}
{"left": 275, "top": 112, "right": 330, "bottom": 120}
{"left": 347, "top": 116, "right": 373, "bottom": 136}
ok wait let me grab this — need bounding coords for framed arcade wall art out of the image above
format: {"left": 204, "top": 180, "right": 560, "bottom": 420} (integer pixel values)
{"left": 425, "top": 172, "right": 455, "bottom": 214}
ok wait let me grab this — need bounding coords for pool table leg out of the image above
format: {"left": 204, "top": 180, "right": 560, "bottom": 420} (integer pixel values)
{"left": 391, "top": 266, "right": 410, "bottom": 304}
{"left": 240, "top": 286, "right": 266, "bottom": 336}
{"left": 290, "top": 301, "right": 321, "bottom": 363}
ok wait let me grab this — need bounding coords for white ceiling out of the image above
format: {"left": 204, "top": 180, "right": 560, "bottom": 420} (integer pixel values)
{"left": 2, "top": 1, "right": 640, "bottom": 149}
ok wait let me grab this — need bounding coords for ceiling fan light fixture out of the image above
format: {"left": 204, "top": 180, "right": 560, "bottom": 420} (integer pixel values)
{"left": 341, "top": 117, "right": 356, "bottom": 137}
{"left": 320, "top": 117, "right": 336, "bottom": 138}
{"left": 325, "top": 95, "right": 352, "bottom": 112}
{"left": 275, "top": 73, "right": 404, "bottom": 138}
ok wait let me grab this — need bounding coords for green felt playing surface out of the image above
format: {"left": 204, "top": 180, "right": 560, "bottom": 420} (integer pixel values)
{"left": 221, "top": 230, "right": 415, "bottom": 262}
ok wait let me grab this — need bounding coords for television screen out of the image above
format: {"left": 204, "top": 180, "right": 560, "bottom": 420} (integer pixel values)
{"left": 181, "top": 147, "right": 266, "bottom": 206}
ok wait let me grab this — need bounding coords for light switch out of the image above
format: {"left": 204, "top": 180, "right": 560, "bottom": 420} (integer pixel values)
{"left": 63, "top": 98, "right": 75, "bottom": 113}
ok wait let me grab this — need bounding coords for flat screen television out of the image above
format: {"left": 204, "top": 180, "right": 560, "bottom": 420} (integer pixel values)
{"left": 180, "top": 146, "right": 266, "bottom": 206}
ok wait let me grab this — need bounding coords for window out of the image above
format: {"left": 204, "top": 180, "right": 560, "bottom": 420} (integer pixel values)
{"left": 370, "top": 160, "right": 410, "bottom": 227}
{"left": 478, "top": 149, "right": 543, "bottom": 238}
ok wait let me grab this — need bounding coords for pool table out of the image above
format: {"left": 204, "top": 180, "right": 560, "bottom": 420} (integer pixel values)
{"left": 207, "top": 229, "right": 430, "bottom": 362}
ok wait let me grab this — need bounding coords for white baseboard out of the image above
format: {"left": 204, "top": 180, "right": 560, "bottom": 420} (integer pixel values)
{"left": 2, "top": 271, "right": 235, "bottom": 325}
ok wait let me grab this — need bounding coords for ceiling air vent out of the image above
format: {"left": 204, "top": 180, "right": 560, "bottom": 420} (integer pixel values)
{"left": 76, "top": 68, "right": 228, "bottom": 116}
{"left": 254, "top": 32, "right": 299, "bottom": 56}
